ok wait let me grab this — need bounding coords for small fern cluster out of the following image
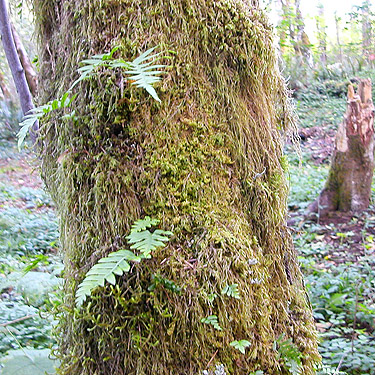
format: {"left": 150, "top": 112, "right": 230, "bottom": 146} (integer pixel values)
{"left": 273, "top": 334, "right": 303, "bottom": 375}
{"left": 75, "top": 217, "right": 172, "bottom": 307}
{"left": 18, "top": 47, "right": 164, "bottom": 148}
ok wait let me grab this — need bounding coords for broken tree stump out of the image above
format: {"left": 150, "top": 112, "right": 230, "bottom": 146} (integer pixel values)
{"left": 309, "top": 78, "right": 375, "bottom": 217}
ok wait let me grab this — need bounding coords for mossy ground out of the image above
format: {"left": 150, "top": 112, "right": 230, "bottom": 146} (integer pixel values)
{"left": 33, "top": 0, "right": 319, "bottom": 374}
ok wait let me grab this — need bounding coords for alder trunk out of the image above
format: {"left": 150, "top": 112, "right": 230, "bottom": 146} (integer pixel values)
{"left": 32, "top": 0, "right": 319, "bottom": 374}
{"left": 310, "top": 79, "right": 375, "bottom": 217}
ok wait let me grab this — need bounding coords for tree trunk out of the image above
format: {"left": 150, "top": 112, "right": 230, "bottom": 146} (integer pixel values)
{"left": 309, "top": 79, "right": 375, "bottom": 217}
{"left": 33, "top": 0, "right": 319, "bottom": 374}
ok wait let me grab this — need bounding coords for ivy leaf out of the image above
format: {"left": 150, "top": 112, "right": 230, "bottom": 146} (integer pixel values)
{"left": 230, "top": 340, "right": 251, "bottom": 354}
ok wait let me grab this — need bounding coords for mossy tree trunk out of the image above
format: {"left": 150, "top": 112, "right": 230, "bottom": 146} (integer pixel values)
{"left": 309, "top": 79, "right": 375, "bottom": 217}
{"left": 33, "top": 0, "right": 319, "bottom": 374}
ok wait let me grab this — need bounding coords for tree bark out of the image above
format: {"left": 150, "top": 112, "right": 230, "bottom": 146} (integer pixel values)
{"left": 33, "top": 0, "right": 319, "bottom": 374}
{"left": 309, "top": 79, "right": 375, "bottom": 217}
{"left": 0, "top": 71, "right": 10, "bottom": 100}
{"left": 0, "top": 0, "right": 37, "bottom": 143}
{"left": 11, "top": 22, "right": 38, "bottom": 97}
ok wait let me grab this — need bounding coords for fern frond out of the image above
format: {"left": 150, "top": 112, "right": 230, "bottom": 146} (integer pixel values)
{"left": 17, "top": 93, "right": 77, "bottom": 149}
{"left": 130, "top": 216, "right": 159, "bottom": 232}
{"left": 75, "top": 249, "right": 141, "bottom": 307}
{"left": 201, "top": 315, "right": 222, "bottom": 331}
{"left": 70, "top": 46, "right": 164, "bottom": 102}
{"left": 221, "top": 284, "right": 240, "bottom": 299}
{"left": 76, "top": 217, "right": 173, "bottom": 308}
{"left": 126, "top": 229, "right": 172, "bottom": 257}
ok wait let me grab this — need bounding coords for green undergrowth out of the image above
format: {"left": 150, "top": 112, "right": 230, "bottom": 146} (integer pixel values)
{"left": 0, "top": 181, "right": 53, "bottom": 208}
{"left": 288, "top": 164, "right": 328, "bottom": 212}
{"left": 288, "top": 73, "right": 375, "bottom": 373}
{"left": 289, "top": 174, "right": 375, "bottom": 374}
{"left": 298, "top": 226, "right": 375, "bottom": 375}
{"left": 0, "top": 143, "right": 62, "bottom": 370}
{"left": 0, "top": 207, "right": 58, "bottom": 255}
{"left": 295, "top": 82, "right": 347, "bottom": 130}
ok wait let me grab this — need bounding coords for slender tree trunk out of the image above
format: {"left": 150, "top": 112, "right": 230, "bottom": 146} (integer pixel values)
{"left": 335, "top": 12, "right": 344, "bottom": 67}
{"left": 0, "top": 0, "right": 37, "bottom": 143}
{"left": 316, "top": 3, "right": 327, "bottom": 65}
{"left": 309, "top": 79, "right": 375, "bottom": 217}
{"left": 33, "top": 0, "right": 319, "bottom": 374}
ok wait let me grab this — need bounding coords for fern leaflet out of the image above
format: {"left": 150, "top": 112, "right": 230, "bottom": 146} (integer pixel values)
{"left": 221, "top": 284, "right": 240, "bottom": 299}
{"left": 230, "top": 340, "right": 251, "bottom": 354}
{"left": 127, "top": 229, "right": 173, "bottom": 258}
{"left": 76, "top": 250, "right": 141, "bottom": 307}
{"left": 130, "top": 216, "right": 159, "bottom": 232}
{"left": 201, "top": 315, "right": 222, "bottom": 331}
{"left": 17, "top": 92, "right": 77, "bottom": 149}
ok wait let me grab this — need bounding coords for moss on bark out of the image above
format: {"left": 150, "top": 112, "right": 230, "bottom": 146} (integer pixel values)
{"left": 33, "top": 0, "right": 319, "bottom": 374}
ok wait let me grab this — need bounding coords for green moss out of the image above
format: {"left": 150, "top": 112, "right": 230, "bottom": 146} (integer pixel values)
{"left": 33, "top": 0, "right": 319, "bottom": 374}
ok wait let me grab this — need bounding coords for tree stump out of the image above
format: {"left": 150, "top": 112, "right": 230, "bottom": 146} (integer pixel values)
{"left": 310, "top": 79, "right": 375, "bottom": 217}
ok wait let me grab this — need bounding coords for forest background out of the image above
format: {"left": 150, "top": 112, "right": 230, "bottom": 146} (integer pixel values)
{"left": 0, "top": 1, "right": 374, "bottom": 374}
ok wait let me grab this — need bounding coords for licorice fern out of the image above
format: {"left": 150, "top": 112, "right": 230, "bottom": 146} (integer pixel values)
{"left": 17, "top": 92, "right": 76, "bottom": 150}
{"left": 273, "top": 334, "right": 303, "bottom": 375}
{"left": 75, "top": 217, "right": 172, "bottom": 308}
{"left": 18, "top": 46, "right": 164, "bottom": 148}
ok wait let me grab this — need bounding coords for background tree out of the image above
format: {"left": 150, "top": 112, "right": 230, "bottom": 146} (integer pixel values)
{"left": 32, "top": 0, "right": 319, "bottom": 374}
{"left": 308, "top": 79, "right": 375, "bottom": 218}
{"left": 361, "top": 0, "right": 374, "bottom": 67}
{"left": 315, "top": 3, "right": 327, "bottom": 66}
{"left": 276, "top": 0, "right": 312, "bottom": 90}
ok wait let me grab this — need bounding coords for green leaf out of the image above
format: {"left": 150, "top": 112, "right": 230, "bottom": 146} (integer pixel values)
{"left": 201, "top": 315, "right": 222, "bottom": 331}
{"left": 22, "top": 254, "right": 49, "bottom": 275}
{"left": 127, "top": 229, "right": 172, "bottom": 257}
{"left": 230, "top": 339, "right": 251, "bottom": 354}
{"left": 148, "top": 274, "right": 182, "bottom": 294}
{"left": 221, "top": 284, "right": 240, "bottom": 299}
{"left": 75, "top": 249, "right": 141, "bottom": 307}
{"left": 130, "top": 216, "right": 159, "bottom": 232}
{"left": 0, "top": 348, "right": 59, "bottom": 375}
{"left": 124, "top": 47, "right": 164, "bottom": 102}
{"left": 51, "top": 99, "right": 59, "bottom": 110}
{"left": 69, "top": 46, "right": 164, "bottom": 103}
{"left": 17, "top": 94, "right": 77, "bottom": 149}
{"left": 274, "top": 334, "right": 302, "bottom": 375}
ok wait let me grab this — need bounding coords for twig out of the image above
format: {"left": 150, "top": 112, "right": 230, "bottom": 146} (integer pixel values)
{"left": 206, "top": 349, "right": 218, "bottom": 369}
{"left": 0, "top": 314, "right": 37, "bottom": 327}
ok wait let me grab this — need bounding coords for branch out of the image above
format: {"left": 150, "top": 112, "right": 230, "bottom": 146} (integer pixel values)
{"left": 0, "top": 0, "right": 38, "bottom": 144}
{"left": 11, "top": 22, "right": 38, "bottom": 97}
{"left": 0, "top": 314, "right": 37, "bottom": 327}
